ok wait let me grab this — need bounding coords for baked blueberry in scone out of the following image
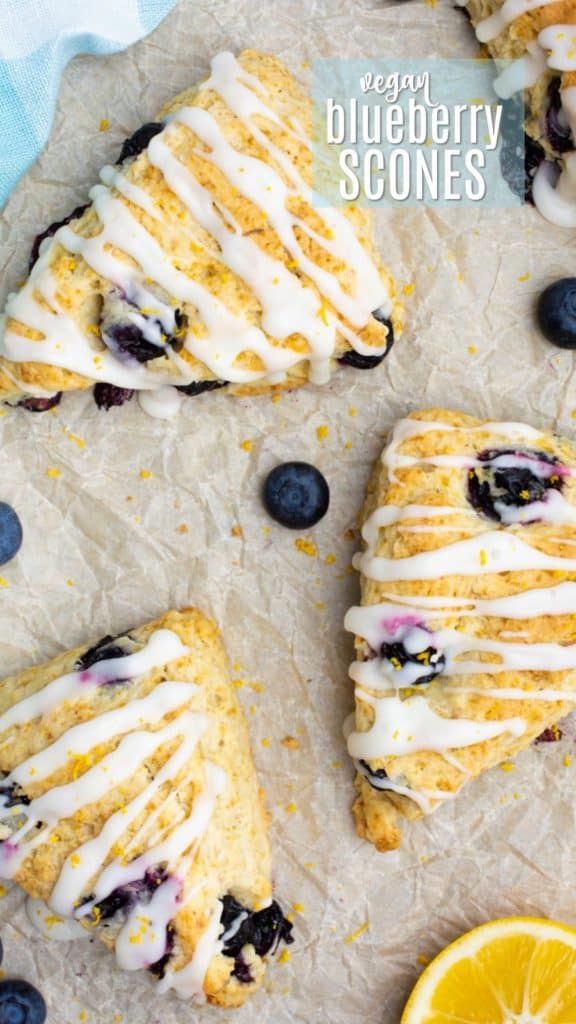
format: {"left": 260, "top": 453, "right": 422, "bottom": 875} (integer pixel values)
{"left": 345, "top": 409, "right": 576, "bottom": 851}
{"left": 460, "top": 0, "right": 576, "bottom": 224}
{"left": 0, "top": 609, "right": 292, "bottom": 1007}
{"left": 0, "top": 50, "right": 402, "bottom": 411}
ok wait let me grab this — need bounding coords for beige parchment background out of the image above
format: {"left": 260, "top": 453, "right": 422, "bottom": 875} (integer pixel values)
{"left": 1, "top": 1, "right": 576, "bottom": 1021}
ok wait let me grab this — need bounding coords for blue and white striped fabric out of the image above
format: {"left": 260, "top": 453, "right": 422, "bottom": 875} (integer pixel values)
{"left": 0, "top": 0, "right": 177, "bottom": 208}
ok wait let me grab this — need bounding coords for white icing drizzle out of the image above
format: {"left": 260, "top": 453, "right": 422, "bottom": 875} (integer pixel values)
{"left": 346, "top": 415, "right": 576, "bottom": 817}
{"left": 538, "top": 25, "right": 576, "bottom": 73}
{"left": 0, "top": 51, "right": 391, "bottom": 397}
{"left": 347, "top": 693, "right": 526, "bottom": 759}
{"left": 26, "top": 897, "right": 89, "bottom": 942}
{"left": 0, "top": 626, "right": 229, "bottom": 1002}
{"left": 475, "top": 0, "right": 558, "bottom": 44}
{"left": 138, "top": 387, "right": 184, "bottom": 419}
{"left": 157, "top": 902, "right": 223, "bottom": 1001}
{"left": 0, "top": 628, "right": 188, "bottom": 735}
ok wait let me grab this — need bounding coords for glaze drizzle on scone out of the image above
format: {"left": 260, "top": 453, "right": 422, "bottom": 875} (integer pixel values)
{"left": 0, "top": 610, "right": 292, "bottom": 1006}
{"left": 346, "top": 409, "right": 576, "bottom": 851}
{"left": 0, "top": 51, "right": 401, "bottom": 408}
{"left": 461, "top": 0, "right": 576, "bottom": 224}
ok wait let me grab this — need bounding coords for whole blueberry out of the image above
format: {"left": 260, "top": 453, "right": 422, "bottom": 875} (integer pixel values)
{"left": 263, "top": 462, "right": 329, "bottom": 529}
{"left": 0, "top": 504, "right": 23, "bottom": 567}
{"left": 0, "top": 979, "right": 47, "bottom": 1024}
{"left": 537, "top": 278, "right": 576, "bottom": 349}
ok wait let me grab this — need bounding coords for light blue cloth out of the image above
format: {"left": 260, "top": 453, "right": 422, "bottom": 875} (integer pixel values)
{"left": 0, "top": 0, "right": 177, "bottom": 208}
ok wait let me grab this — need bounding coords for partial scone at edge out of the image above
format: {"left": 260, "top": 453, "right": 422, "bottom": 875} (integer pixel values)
{"left": 0, "top": 608, "right": 292, "bottom": 1007}
{"left": 346, "top": 408, "right": 576, "bottom": 851}
{"left": 0, "top": 49, "right": 402, "bottom": 410}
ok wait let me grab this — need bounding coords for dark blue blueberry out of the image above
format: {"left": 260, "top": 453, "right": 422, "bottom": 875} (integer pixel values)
{"left": 380, "top": 638, "right": 445, "bottom": 685}
{"left": 103, "top": 323, "right": 162, "bottom": 364}
{"left": 219, "top": 896, "right": 293, "bottom": 984}
{"left": 0, "top": 503, "right": 23, "bottom": 567}
{"left": 0, "top": 937, "right": 2, "bottom": 967}
{"left": 116, "top": 123, "right": 164, "bottom": 165}
{"left": 263, "top": 462, "right": 329, "bottom": 529}
{"left": 148, "top": 922, "right": 176, "bottom": 979}
{"left": 15, "top": 394, "right": 62, "bottom": 413}
{"left": 545, "top": 79, "right": 573, "bottom": 155}
{"left": 467, "top": 447, "right": 562, "bottom": 524}
{"left": 93, "top": 384, "right": 135, "bottom": 410}
{"left": 176, "top": 379, "right": 227, "bottom": 396}
{"left": 80, "top": 866, "right": 169, "bottom": 924}
{"left": 0, "top": 979, "right": 47, "bottom": 1024}
{"left": 537, "top": 278, "right": 576, "bottom": 349}
{"left": 339, "top": 310, "right": 394, "bottom": 369}
{"left": 76, "top": 634, "right": 129, "bottom": 673}
{"left": 29, "top": 204, "right": 89, "bottom": 271}
{"left": 358, "top": 759, "right": 389, "bottom": 791}
{"left": 0, "top": 782, "right": 30, "bottom": 809}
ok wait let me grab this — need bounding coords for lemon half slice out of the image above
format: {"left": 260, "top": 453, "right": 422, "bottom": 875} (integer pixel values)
{"left": 401, "top": 917, "right": 576, "bottom": 1024}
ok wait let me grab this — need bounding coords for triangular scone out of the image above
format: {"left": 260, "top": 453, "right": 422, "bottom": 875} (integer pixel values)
{"left": 0, "top": 49, "right": 401, "bottom": 413}
{"left": 345, "top": 408, "right": 576, "bottom": 851}
{"left": 461, "top": 0, "right": 576, "bottom": 223}
{"left": 0, "top": 609, "right": 292, "bottom": 1006}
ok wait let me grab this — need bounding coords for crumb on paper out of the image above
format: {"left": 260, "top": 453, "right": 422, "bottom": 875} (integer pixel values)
{"left": 500, "top": 762, "right": 514, "bottom": 772}
{"left": 402, "top": 282, "right": 414, "bottom": 296}
{"left": 99, "top": 118, "right": 110, "bottom": 131}
{"left": 277, "top": 949, "right": 291, "bottom": 964}
{"left": 281, "top": 736, "right": 300, "bottom": 750}
{"left": 66, "top": 579, "right": 75, "bottom": 587}
{"left": 285, "top": 802, "right": 298, "bottom": 813}
{"left": 261, "top": 738, "right": 271, "bottom": 748}
{"left": 295, "top": 538, "right": 317, "bottom": 557}
{"left": 231, "top": 524, "right": 243, "bottom": 537}
{"left": 316, "top": 424, "right": 329, "bottom": 441}
{"left": 139, "top": 469, "right": 152, "bottom": 480}
{"left": 0, "top": 885, "right": 6, "bottom": 898}
{"left": 293, "top": 903, "right": 305, "bottom": 914}
{"left": 564, "top": 754, "right": 572, "bottom": 767}
{"left": 417, "top": 954, "right": 431, "bottom": 966}
{"left": 0, "top": 578, "right": 9, "bottom": 587}
{"left": 518, "top": 272, "right": 531, "bottom": 282}
{"left": 468, "top": 345, "right": 477, "bottom": 354}
{"left": 239, "top": 439, "right": 253, "bottom": 452}
{"left": 345, "top": 923, "right": 368, "bottom": 944}
{"left": 316, "top": 601, "right": 324, "bottom": 610}
{"left": 46, "top": 467, "right": 60, "bottom": 478}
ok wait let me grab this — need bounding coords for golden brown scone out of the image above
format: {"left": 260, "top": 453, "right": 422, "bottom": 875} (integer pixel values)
{"left": 345, "top": 408, "right": 576, "bottom": 851}
{"left": 0, "top": 49, "right": 402, "bottom": 412}
{"left": 0, "top": 609, "right": 292, "bottom": 1006}
{"left": 462, "top": 0, "right": 576, "bottom": 220}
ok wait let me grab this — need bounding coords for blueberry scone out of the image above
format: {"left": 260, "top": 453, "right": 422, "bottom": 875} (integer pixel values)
{"left": 345, "top": 408, "right": 576, "bottom": 851}
{"left": 0, "top": 50, "right": 402, "bottom": 415}
{"left": 0, "top": 609, "right": 292, "bottom": 1006}
{"left": 460, "top": 0, "right": 576, "bottom": 225}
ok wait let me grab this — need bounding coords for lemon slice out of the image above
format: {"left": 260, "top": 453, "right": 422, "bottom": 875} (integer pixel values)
{"left": 401, "top": 917, "right": 576, "bottom": 1024}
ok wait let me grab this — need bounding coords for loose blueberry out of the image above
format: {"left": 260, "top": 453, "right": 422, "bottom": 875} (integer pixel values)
{"left": 0, "top": 503, "right": 23, "bottom": 567}
{"left": 338, "top": 310, "right": 394, "bottom": 369}
{"left": 116, "top": 122, "right": 164, "bottom": 165}
{"left": 467, "top": 448, "right": 562, "bottom": 524}
{"left": 537, "top": 278, "right": 576, "bottom": 350}
{"left": 0, "top": 979, "right": 47, "bottom": 1024}
{"left": 380, "top": 638, "right": 445, "bottom": 686}
{"left": 545, "top": 79, "right": 573, "bottom": 155}
{"left": 220, "top": 896, "right": 293, "bottom": 984}
{"left": 93, "top": 384, "right": 135, "bottom": 410}
{"left": 29, "top": 204, "right": 89, "bottom": 271}
{"left": 176, "top": 379, "right": 227, "bottom": 396}
{"left": 76, "top": 634, "right": 129, "bottom": 672}
{"left": 263, "top": 462, "right": 329, "bottom": 529}
{"left": 15, "top": 394, "right": 62, "bottom": 413}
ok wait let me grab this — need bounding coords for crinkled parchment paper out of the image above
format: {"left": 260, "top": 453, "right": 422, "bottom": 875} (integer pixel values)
{"left": 1, "top": 1, "right": 576, "bottom": 1022}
